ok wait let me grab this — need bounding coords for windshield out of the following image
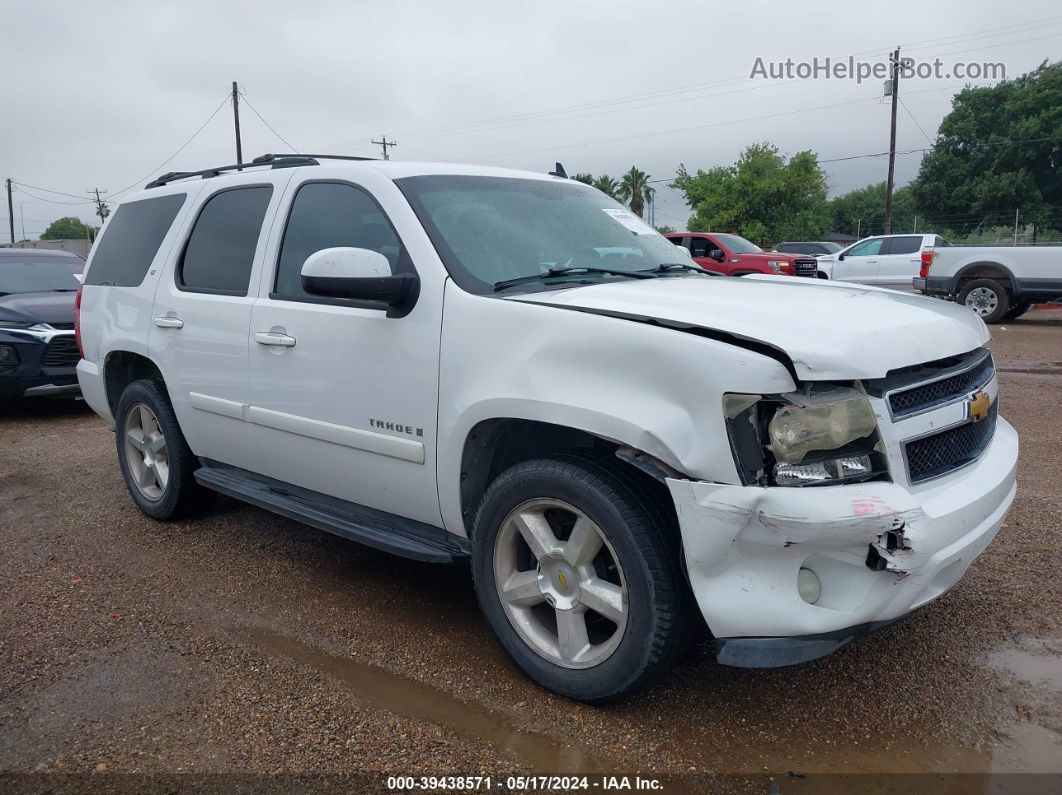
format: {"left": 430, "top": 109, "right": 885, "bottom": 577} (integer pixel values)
{"left": 396, "top": 175, "right": 690, "bottom": 293}
{"left": 820, "top": 242, "right": 843, "bottom": 254}
{"left": 712, "top": 233, "right": 762, "bottom": 254}
{"left": 0, "top": 257, "right": 82, "bottom": 295}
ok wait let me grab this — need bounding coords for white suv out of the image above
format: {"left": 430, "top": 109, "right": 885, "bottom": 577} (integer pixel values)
{"left": 817, "top": 233, "right": 948, "bottom": 288}
{"left": 76, "top": 155, "right": 1017, "bottom": 702}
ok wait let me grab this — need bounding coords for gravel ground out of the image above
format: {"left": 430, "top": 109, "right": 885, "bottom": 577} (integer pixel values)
{"left": 0, "top": 312, "right": 1059, "bottom": 792}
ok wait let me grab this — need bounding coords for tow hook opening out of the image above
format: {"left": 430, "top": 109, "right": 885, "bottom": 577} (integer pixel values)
{"left": 865, "top": 524, "right": 911, "bottom": 572}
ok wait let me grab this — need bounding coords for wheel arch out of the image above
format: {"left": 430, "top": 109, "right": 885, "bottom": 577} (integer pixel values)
{"left": 458, "top": 418, "right": 680, "bottom": 538}
{"left": 103, "top": 350, "right": 167, "bottom": 417}
{"left": 954, "top": 261, "right": 1017, "bottom": 291}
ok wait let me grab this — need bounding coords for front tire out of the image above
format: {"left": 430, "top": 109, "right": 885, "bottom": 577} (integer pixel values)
{"left": 958, "top": 278, "right": 1011, "bottom": 324}
{"left": 471, "top": 453, "right": 692, "bottom": 703}
{"left": 115, "top": 379, "right": 214, "bottom": 520}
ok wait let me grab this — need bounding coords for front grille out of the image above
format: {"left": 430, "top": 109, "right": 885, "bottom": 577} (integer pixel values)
{"left": 41, "top": 335, "right": 80, "bottom": 368}
{"left": 889, "top": 352, "right": 994, "bottom": 417}
{"left": 793, "top": 258, "right": 818, "bottom": 277}
{"left": 905, "top": 403, "right": 997, "bottom": 482}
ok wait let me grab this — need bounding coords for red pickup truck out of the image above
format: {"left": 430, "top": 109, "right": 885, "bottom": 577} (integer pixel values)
{"left": 666, "top": 232, "right": 819, "bottom": 278}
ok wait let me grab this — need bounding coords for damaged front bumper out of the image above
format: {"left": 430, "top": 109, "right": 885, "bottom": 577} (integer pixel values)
{"left": 666, "top": 416, "right": 1018, "bottom": 667}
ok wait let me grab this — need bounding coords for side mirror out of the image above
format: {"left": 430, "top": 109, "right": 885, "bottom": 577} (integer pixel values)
{"left": 709, "top": 249, "right": 725, "bottom": 261}
{"left": 300, "top": 247, "right": 417, "bottom": 308}
{"left": 838, "top": 253, "right": 846, "bottom": 261}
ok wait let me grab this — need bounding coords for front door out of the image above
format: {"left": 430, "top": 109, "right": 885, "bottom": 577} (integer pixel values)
{"left": 835, "top": 237, "right": 884, "bottom": 284}
{"left": 246, "top": 176, "right": 443, "bottom": 526}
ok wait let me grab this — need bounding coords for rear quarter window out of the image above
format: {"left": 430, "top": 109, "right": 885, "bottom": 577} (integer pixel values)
{"left": 85, "top": 193, "right": 186, "bottom": 287}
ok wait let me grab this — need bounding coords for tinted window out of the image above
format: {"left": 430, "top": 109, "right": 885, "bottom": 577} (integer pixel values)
{"left": 179, "top": 187, "right": 273, "bottom": 295}
{"left": 934, "top": 236, "right": 950, "bottom": 248}
{"left": 689, "top": 237, "right": 711, "bottom": 257}
{"left": 846, "top": 238, "right": 884, "bottom": 257}
{"left": 886, "top": 236, "right": 923, "bottom": 255}
{"left": 0, "top": 256, "right": 81, "bottom": 294}
{"left": 274, "top": 182, "right": 402, "bottom": 299}
{"left": 85, "top": 194, "right": 185, "bottom": 287}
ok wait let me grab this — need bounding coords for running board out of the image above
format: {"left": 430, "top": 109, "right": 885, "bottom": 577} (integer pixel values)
{"left": 194, "top": 461, "right": 470, "bottom": 564}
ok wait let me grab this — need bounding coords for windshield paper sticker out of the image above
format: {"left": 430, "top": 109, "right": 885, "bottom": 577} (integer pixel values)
{"left": 601, "top": 208, "right": 656, "bottom": 235}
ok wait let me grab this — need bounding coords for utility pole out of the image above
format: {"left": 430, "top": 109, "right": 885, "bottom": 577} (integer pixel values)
{"left": 371, "top": 135, "right": 397, "bottom": 160}
{"left": 88, "top": 188, "right": 109, "bottom": 225}
{"left": 883, "top": 46, "right": 901, "bottom": 235}
{"left": 1014, "top": 209, "right": 1020, "bottom": 245}
{"left": 232, "top": 81, "right": 243, "bottom": 165}
{"left": 5, "top": 178, "right": 13, "bottom": 243}
{"left": 856, "top": 218, "right": 861, "bottom": 239}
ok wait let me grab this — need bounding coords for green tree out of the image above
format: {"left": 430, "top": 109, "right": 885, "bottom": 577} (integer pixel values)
{"left": 615, "top": 167, "right": 654, "bottom": 217}
{"left": 572, "top": 173, "right": 594, "bottom": 185}
{"left": 910, "top": 61, "right": 1062, "bottom": 235}
{"left": 672, "top": 143, "right": 830, "bottom": 245}
{"left": 654, "top": 224, "right": 676, "bottom": 235}
{"left": 829, "top": 182, "right": 917, "bottom": 237}
{"left": 592, "top": 175, "right": 620, "bottom": 200}
{"left": 40, "top": 216, "right": 93, "bottom": 240}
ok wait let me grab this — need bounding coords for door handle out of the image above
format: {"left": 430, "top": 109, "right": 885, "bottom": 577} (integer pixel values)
{"left": 255, "top": 331, "right": 296, "bottom": 347}
{"left": 866, "top": 259, "right": 878, "bottom": 264}
{"left": 153, "top": 315, "right": 184, "bottom": 329}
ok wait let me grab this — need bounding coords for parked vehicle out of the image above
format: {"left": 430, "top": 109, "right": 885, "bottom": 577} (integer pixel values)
{"left": 816, "top": 234, "right": 948, "bottom": 288}
{"left": 666, "top": 232, "right": 819, "bottom": 277}
{"left": 0, "top": 248, "right": 83, "bottom": 400}
{"left": 77, "top": 155, "right": 1017, "bottom": 702}
{"left": 914, "top": 244, "right": 1062, "bottom": 323}
{"left": 774, "top": 241, "right": 843, "bottom": 257}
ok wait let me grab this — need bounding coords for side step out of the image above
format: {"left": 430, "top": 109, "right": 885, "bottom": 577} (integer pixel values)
{"left": 194, "top": 461, "right": 470, "bottom": 564}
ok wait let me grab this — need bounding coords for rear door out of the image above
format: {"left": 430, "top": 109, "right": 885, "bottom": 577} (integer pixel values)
{"left": 244, "top": 173, "right": 444, "bottom": 525}
{"left": 834, "top": 237, "right": 884, "bottom": 284}
{"left": 877, "top": 235, "right": 925, "bottom": 289}
{"left": 150, "top": 174, "right": 289, "bottom": 469}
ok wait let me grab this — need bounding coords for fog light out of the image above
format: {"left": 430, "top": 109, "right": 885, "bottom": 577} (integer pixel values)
{"left": 0, "top": 344, "right": 19, "bottom": 373}
{"left": 797, "top": 567, "right": 821, "bottom": 604}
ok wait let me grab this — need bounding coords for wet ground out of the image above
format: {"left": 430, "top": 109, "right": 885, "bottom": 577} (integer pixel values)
{"left": 1, "top": 312, "right": 1060, "bottom": 793}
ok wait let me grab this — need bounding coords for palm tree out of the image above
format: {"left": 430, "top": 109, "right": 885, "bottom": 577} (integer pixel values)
{"left": 615, "top": 167, "right": 654, "bottom": 218}
{"left": 592, "top": 175, "right": 620, "bottom": 200}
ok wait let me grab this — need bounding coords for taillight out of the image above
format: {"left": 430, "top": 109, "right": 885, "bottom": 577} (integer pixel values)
{"left": 919, "top": 249, "right": 936, "bottom": 278}
{"left": 74, "top": 284, "right": 84, "bottom": 359}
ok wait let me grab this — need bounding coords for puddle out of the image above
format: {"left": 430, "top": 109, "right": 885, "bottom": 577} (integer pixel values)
{"left": 241, "top": 627, "right": 603, "bottom": 774}
{"left": 986, "top": 644, "right": 1062, "bottom": 693}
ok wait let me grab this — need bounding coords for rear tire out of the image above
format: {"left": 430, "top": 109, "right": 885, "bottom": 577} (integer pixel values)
{"left": 471, "top": 452, "right": 693, "bottom": 703}
{"left": 115, "top": 379, "right": 214, "bottom": 520}
{"left": 958, "top": 278, "right": 1011, "bottom": 324}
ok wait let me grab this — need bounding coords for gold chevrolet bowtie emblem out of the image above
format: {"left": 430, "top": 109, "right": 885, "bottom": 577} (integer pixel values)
{"left": 557, "top": 571, "right": 568, "bottom": 590}
{"left": 968, "top": 391, "right": 991, "bottom": 421}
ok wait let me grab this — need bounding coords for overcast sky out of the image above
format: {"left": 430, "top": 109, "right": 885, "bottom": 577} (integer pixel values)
{"left": 2, "top": 0, "right": 1060, "bottom": 238}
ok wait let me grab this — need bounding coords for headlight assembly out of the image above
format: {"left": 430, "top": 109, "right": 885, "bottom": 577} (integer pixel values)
{"left": 724, "top": 387, "right": 887, "bottom": 487}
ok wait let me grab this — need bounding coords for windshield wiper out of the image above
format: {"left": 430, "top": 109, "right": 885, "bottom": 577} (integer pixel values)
{"left": 493, "top": 266, "right": 655, "bottom": 292}
{"left": 640, "top": 263, "right": 722, "bottom": 276}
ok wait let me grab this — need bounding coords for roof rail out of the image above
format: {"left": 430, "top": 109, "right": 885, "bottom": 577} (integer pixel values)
{"left": 145, "top": 153, "right": 377, "bottom": 189}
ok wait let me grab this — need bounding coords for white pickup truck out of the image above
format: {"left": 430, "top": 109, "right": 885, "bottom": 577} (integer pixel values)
{"left": 914, "top": 244, "right": 1062, "bottom": 323}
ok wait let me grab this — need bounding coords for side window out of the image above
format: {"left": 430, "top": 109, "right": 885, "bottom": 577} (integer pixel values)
{"left": 689, "top": 237, "right": 710, "bottom": 258}
{"left": 178, "top": 186, "right": 273, "bottom": 295}
{"left": 668, "top": 236, "right": 689, "bottom": 251}
{"left": 885, "top": 236, "right": 922, "bottom": 255}
{"left": 935, "top": 236, "right": 950, "bottom": 248}
{"left": 846, "top": 238, "right": 884, "bottom": 257}
{"left": 273, "top": 182, "right": 405, "bottom": 300}
{"left": 85, "top": 193, "right": 186, "bottom": 287}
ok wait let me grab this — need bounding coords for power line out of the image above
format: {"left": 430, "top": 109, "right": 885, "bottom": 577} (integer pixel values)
{"left": 238, "top": 90, "right": 298, "bottom": 151}
{"left": 321, "top": 19, "right": 1059, "bottom": 150}
{"left": 899, "top": 98, "right": 935, "bottom": 146}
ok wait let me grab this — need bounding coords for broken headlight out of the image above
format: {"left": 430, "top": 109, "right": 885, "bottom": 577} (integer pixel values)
{"left": 723, "top": 387, "right": 888, "bottom": 487}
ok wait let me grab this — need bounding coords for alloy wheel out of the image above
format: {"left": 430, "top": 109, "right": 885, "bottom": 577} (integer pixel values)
{"left": 493, "top": 498, "right": 628, "bottom": 669}
{"left": 122, "top": 403, "right": 169, "bottom": 501}
{"left": 965, "top": 286, "right": 999, "bottom": 317}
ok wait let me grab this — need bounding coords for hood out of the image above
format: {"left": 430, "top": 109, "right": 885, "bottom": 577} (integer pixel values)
{"left": 0, "top": 291, "right": 77, "bottom": 326}
{"left": 738, "top": 251, "right": 804, "bottom": 262}
{"left": 511, "top": 275, "right": 989, "bottom": 380}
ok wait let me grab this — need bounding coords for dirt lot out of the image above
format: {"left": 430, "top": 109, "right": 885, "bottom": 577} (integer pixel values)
{"left": 1, "top": 312, "right": 1060, "bottom": 792}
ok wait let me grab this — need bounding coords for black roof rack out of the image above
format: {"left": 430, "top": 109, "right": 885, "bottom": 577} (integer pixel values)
{"left": 145, "top": 153, "right": 377, "bottom": 189}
